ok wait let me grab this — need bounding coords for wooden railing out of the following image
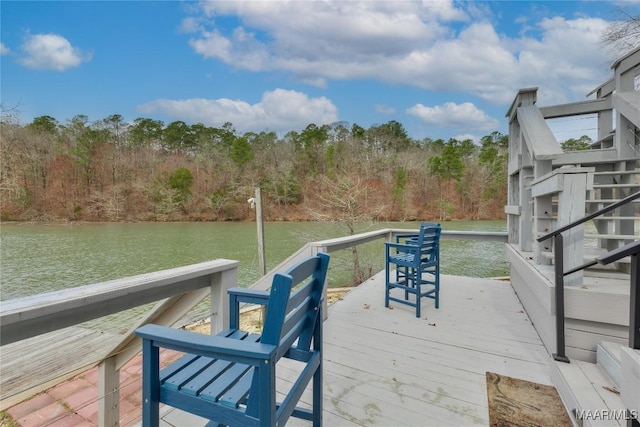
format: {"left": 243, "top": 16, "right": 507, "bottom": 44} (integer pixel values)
{"left": 506, "top": 48, "right": 639, "bottom": 263}
{"left": 249, "top": 228, "right": 507, "bottom": 293}
{"left": 1, "top": 259, "right": 239, "bottom": 426}
{"left": 506, "top": 79, "right": 638, "bottom": 273}
{"left": 0, "top": 228, "right": 506, "bottom": 426}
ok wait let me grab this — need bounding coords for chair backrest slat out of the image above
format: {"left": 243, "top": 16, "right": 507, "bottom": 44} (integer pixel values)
{"left": 245, "top": 253, "right": 329, "bottom": 419}
{"left": 417, "top": 223, "right": 441, "bottom": 263}
{"left": 259, "top": 253, "right": 329, "bottom": 353}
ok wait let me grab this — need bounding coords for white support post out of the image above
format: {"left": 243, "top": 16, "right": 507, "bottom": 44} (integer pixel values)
{"left": 507, "top": 174, "right": 520, "bottom": 245}
{"left": 98, "top": 356, "right": 119, "bottom": 427}
{"left": 312, "top": 245, "right": 330, "bottom": 321}
{"left": 557, "top": 173, "right": 587, "bottom": 287}
{"left": 534, "top": 160, "right": 554, "bottom": 264}
{"left": 519, "top": 169, "right": 533, "bottom": 252}
{"left": 210, "top": 268, "right": 235, "bottom": 334}
{"left": 255, "top": 187, "right": 267, "bottom": 277}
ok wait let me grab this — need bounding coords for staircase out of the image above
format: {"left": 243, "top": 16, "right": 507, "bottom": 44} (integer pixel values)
{"left": 505, "top": 47, "right": 640, "bottom": 426}
{"left": 550, "top": 162, "right": 639, "bottom": 427}
{"left": 587, "top": 164, "right": 639, "bottom": 272}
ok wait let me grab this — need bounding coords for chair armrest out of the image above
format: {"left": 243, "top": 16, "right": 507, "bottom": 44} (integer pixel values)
{"left": 136, "top": 324, "right": 276, "bottom": 364}
{"left": 395, "top": 233, "right": 419, "bottom": 243}
{"left": 228, "top": 287, "right": 270, "bottom": 305}
{"left": 386, "top": 241, "right": 420, "bottom": 257}
{"left": 385, "top": 242, "right": 420, "bottom": 251}
{"left": 228, "top": 288, "right": 270, "bottom": 329}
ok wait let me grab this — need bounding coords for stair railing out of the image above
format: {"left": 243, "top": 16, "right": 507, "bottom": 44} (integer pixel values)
{"left": 537, "top": 191, "right": 640, "bottom": 363}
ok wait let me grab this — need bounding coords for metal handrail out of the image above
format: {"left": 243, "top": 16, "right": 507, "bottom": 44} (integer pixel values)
{"left": 537, "top": 190, "right": 640, "bottom": 243}
{"left": 566, "top": 240, "right": 639, "bottom": 353}
{"left": 565, "top": 239, "right": 640, "bottom": 275}
{"left": 537, "top": 191, "right": 640, "bottom": 363}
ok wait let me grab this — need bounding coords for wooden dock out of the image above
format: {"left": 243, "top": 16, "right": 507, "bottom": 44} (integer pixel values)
{"left": 158, "top": 271, "right": 553, "bottom": 426}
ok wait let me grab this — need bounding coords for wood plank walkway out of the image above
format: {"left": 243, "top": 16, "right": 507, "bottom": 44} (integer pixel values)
{"left": 158, "top": 271, "right": 553, "bottom": 426}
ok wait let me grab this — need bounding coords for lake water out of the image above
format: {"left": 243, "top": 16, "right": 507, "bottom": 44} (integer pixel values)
{"left": 0, "top": 220, "right": 508, "bottom": 302}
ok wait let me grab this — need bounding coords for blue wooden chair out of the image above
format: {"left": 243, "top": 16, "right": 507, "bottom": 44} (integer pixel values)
{"left": 385, "top": 223, "right": 441, "bottom": 317}
{"left": 135, "top": 252, "right": 330, "bottom": 427}
{"left": 391, "top": 222, "right": 440, "bottom": 286}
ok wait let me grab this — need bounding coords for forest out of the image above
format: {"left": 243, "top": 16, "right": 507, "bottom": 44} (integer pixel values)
{"left": 1, "top": 112, "right": 536, "bottom": 223}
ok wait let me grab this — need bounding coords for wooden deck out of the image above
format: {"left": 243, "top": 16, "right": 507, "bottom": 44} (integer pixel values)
{"left": 0, "top": 327, "right": 122, "bottom": 406}
{"left": 156, "top": 271, "right": 554, "bottom": 426}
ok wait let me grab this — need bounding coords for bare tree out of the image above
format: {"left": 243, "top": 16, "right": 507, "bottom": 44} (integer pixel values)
{"left": 312, "top": 176, "right": 384, "bottom": 285}
{"left": 602, "top": 9, "right": 640, "bottom": 56}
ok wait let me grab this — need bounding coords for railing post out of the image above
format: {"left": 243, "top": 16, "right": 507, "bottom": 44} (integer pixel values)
{"left": 558, "top": 172, "right": 588, "bottom": 287}
{"left": 210, "top": 268, "right": 235, "bottom": 334}
{"left": 98, "top": 356, "right": 119, "bottom": 427}
{"left": 553, "top": 234, "right": 570, "bottom": 363}
{"left": 628, "top": 250, "right": 639, "bottom": 427}
{"left": 312, "top": 245, "right": 330, "bottom": 321}
{"left": 630, "top": 251, "right": 639, "bottom": 351}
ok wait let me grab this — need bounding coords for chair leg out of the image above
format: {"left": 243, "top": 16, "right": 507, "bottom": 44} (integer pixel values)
{"left": 384, "top": 262, "right": 390, "bottom": 308}
{"left": 142, "top": 340, "right": 160, "bottom": 427}
{"left": 434, "top": 267, "right": 440, "bottom": 309}
{"left": 404, "top": 268, "right": 410, "bottom": 300}
{"left": 313, "top": 361, "right": 322, "bottom": 426}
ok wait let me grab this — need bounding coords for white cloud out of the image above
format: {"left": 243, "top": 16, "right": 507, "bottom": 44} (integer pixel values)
{"left": 189, "top": 27, "right": 269, "bottom": 72}
{"left": 0, "top": 43, "right": 10, "bottom": 55}
{"left": 407, "top": 102, "right": 499, "bottom": 131}
{"left": 515, "top": 17, "right": 612, "bottom": 105}
{"left": 18, "top": 33, "right": 90, "bottom": 71}
{"left": 137, "top": 89, "right": 338, "bottom": 134}
{"left": 179, "top": 16, "right": 203, "bottom": 33}
{"left": 187, "top": 1, "right": 460, "bottom": 75}
{"left": 185, "top": 1, "right": 613, "bottom": 106}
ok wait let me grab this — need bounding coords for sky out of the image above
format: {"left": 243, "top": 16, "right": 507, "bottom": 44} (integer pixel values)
{"left": 1, "top": 1, "right": 638, "bottom": 142}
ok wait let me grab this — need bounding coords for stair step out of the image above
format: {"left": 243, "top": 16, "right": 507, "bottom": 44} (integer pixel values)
{"left": 566, "top": 154, "right": 640, "bottom": 166}
{"left": 583, "top": 269, "right": 631, "bottom": 279}
{"left": 585, "top": 234, "right": 638, "bottom": 240}
{"left": 586, "top": 254, "right": 631, "bottom": 266}
{"left": 597, "top": 341, "right": 623, "bottom": 388}
{"left": 552, "top": 359, "right": 627, "bottom": 427}
{"left": 537, "top": 233, "right": 638, "bottom": 241}
{"left": 586, "top": 199, "right": 640, "bottom": 203}
{"left": 619, "top": 347, "right": 640, "bottom": 416}
{"left": 593, "top": 217, "right": 639, "bottom": 221}
{"left": 538, "top": 251, "right": 632, "bottom": 267}
{"left": 593, "top": 184, "right": 640, "bottom": 189}
{"left": 594, "top": 171, "right": 640, "bottom": 176}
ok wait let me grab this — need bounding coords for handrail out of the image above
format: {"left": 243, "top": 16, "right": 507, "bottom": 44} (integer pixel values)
{"left": 597, "top": 239, "right": 640, "bottom": 265}
{"left": 537, "top": 191, "right": 640, "bottom": 363}
{"left": 537, "top": 190, "right": 640, "bottom": 242}
{"left": 249, "top": 228, "right": 507, "bottom": 292}
{"left": 565, "top": 239, "right": 640, "bottom": 353}
{"left": 565, "top": 239, "right": 640, "bottom": 276}
{"left": 0, "top": 258, "right": 239, "bottom": 346}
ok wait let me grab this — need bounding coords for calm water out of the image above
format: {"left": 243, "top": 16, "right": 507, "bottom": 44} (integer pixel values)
{"left": 0, "top": 220, "right": 508, "bottom": 302}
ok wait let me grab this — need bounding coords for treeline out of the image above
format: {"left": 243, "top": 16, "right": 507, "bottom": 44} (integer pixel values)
{"left": 0, "top": 113, "right": 510, "bottom": 222}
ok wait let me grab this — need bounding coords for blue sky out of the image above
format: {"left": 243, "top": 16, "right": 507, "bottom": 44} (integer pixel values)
{"left": 1, "top": 1, "right": 637, "bottom": 142}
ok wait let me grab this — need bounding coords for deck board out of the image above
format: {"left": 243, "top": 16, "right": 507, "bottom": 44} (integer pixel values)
{"left": 1, "top": 327, "right": 121, "bottom": 404}
{"left": 155, "top": 272, "right": 553, "bottom": 426}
